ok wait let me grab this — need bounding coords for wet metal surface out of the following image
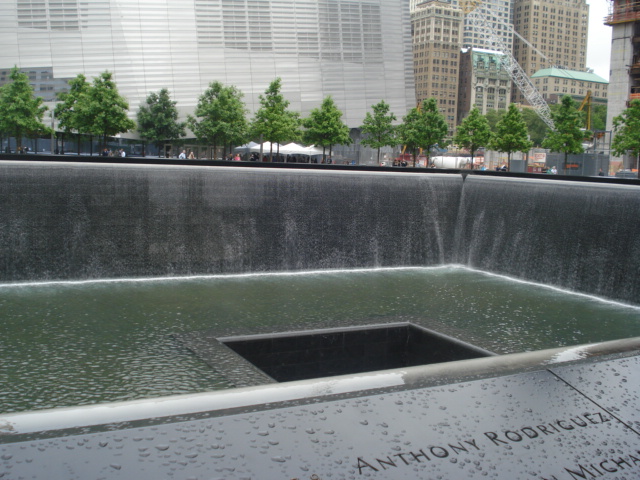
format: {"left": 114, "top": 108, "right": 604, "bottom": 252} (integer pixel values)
{"left": 2, "top": 353, "right": 640, "bottom": 479}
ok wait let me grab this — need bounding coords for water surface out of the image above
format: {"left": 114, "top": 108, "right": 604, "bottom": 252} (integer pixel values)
{"left": 2, "top": 266, "right": 640, "bottom": 414}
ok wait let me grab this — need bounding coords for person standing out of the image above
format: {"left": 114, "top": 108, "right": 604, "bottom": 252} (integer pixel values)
{"left": 179, "top": 150, "right": 186, "bottom": 159}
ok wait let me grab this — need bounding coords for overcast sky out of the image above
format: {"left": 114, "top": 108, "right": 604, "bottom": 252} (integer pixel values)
{"left": 586, "top": 0, "right": 612, "bottom": 79}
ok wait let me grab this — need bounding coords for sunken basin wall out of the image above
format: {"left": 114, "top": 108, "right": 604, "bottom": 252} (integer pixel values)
{"left": 454, "top": 176, "right": 640, "bottom": 305}
{"left": 0, "top": 162, "right": 460, "bottom": 281}
{"left": 1, "top": 161, "right": 639, "bottom": 305}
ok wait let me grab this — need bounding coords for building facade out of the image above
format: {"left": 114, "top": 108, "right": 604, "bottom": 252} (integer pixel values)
{"left": 412, "top": 0, "right": 464, "bottom": 135}
{"left": 605, "top": 0, "right": 640, "bottom": 170}
{"left": 0, "top": 0, "right": 415, "bottom": 133}
{"left": 511, "top": 0, "right": 589, "bottom": 104}
{"left": 460, "top": 0, "right": 514, "bottom": 52}
{"left": 458, "top": 47, "right": 512, "bottom": 123}
{"left": 530, "top": 67, "right": 608, "bottom": 106}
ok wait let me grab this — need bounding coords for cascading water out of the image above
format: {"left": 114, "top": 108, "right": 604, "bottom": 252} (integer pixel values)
{"left": 454, "top": 176, "right": 640, "bottom": 305}
{"left": 0, "top": 162, "right": 461, "bottom": 281}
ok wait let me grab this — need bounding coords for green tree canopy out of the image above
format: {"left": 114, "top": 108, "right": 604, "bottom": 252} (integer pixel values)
{"left": 611, "top": 99, "right": 640, "bottom": 177}
{"left": 520, "top": 107, "right": 549, "bottom": 147}
{"left": 302, "top": 96, "right": 351, "bottom": 162}
{"left": 542, "top": 95, "right": 584, "bottom": 173}
{"left": 55, "top": 74, "right": 91, "bottom": 138}
{"left": 453, "top": 107, "right": 491, "bottom": 169}
{"left": 0, "top": 66, "right": 50, "bottom": 150}
{"left": 360, "top": 100, "right": 398, "bottom": 164}
{"left": 398, "top": 98, "right": 448, "bottom": 167}
{"left": 187, "top": 81, "right": 248, "bottom": 160}
{"left": 485, "top": 109, "right": 506, "bottom": 131}
{"left": 251, "top": 78, "right": 301, "bottom": 161}
{"left": 137, "top": 88, "right": 186, "bottom": 152}
{"left": 54, "top": 74, "right": 92, "bottom": 154}
{"left": 489, "top": 103, "right": 533, "bottom": 170}
{"left": 590, "top": 104, "right": 607, "bottom": 132}
{"left": 82, "top": 72, "right": 136, "bottom": 149}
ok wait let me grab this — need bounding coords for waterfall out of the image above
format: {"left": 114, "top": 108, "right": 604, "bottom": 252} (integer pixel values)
{"left": 454, "top": 176, "right": 640, "bottom": 304}
{"left": 1, "top": 161, "right": 638, "bottom": 304}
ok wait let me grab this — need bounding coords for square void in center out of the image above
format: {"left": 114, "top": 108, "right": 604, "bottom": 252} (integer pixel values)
{"left": 218, "top": 322, "right": 494, "bottom": 383}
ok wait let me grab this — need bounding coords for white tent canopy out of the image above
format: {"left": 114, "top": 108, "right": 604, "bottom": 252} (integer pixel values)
{"left": 234, "top": 142, "right": 324, "bottom": 156}
{"left": 279, "top": 143, "right": 307, "bottom": 154}
{"left": 234, "top": 141, "right": 260, "bottom": 152}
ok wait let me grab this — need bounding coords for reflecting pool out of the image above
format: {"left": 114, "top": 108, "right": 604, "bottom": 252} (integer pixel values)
{"left": 2, "top": 266, "right": 640, "bottom": 414}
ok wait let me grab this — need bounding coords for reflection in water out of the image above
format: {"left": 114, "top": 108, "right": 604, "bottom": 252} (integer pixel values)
{"left": 2, "top": 266, "right": 640, "bottom": 414}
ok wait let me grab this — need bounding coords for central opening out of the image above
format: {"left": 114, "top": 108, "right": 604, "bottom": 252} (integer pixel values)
{"left": 218, "top": 322, "right": 495, "bottom": 382}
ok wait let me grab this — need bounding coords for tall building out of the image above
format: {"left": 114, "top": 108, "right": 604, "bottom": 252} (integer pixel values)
{"left": 458, "top": 48, "right": 512, "bottom": 123}
{"left": 511, "top": 0, "right": 589, "bottom": 105}
{"left": 605, "top": 0, "right": 640, "bottom": 169}
{"left": 460, "top": 0, "right": 514, "bottom": 52}
{"left": 0, "top": 0, "right": 415, "bottom": 132}
{"left": 412, "top": 0, "right": 464, "bottom": 135}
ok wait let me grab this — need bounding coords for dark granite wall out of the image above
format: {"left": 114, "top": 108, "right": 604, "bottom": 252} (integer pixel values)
{"left": 0, "top": 163, "right": 461, "bottom": 281}
{"left": 454, "top": 176, "right": 640, "bottom": 305}
{"left": 1, "top": 162, "right": 639, "bottom": 304}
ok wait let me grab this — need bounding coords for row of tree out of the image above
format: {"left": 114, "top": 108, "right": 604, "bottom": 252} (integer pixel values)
{"left": 453, "top": 98, "right": 585, "bottom": 170}
{"left": 1, "top": 65, "right": 639, "bottom": 170}
{"left": 143, "top": 77, "right": 353, "bottom": 161}
{"left": 454, "top": 97, "right": 640, "bottom": 172}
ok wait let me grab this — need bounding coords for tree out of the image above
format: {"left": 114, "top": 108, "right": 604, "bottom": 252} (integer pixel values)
{"left": 453, "top": 107, "right": 492, "bottom": 169}
{"left": 83, "top": 72, "right": 136, "bottom": 149}
{"left": 611, "top": 99, "right": 640, "bottom": 177}
{"left": 360, "top": 100, "right": 398, "bottom": 164}
{"left": 187, "top": 81, "right": 248, "bottom": 160}
{"left": 302, "top": 96, "right": 351, "bottom": 162}
{"left": 485, "top": 109, "right": 506, "bottom": 131}
{"left": 398, "top": 98, "right": 448, "bottom": 167}
{"left": 542, "top": 95, "right": 584, "bottom": 173}
{"left": 520, "top": 107, "right": 549, "bottom": 147}
{"left": 0, "top": 66, "right": 50, "bottom": 151}
{"left": 251, "top": 78, "right": 301, "bottom": 162}
{"left": 55, "top": 74, "right": 91, "bottom": 154}
{"left": 137, "top": 88, "right": 186, "bottom": 155}
{"left": 490, "top": 103, "right": 533, "bottom": 171}
{"left": 591, "top": 104, "right": 607, "bottom": 132}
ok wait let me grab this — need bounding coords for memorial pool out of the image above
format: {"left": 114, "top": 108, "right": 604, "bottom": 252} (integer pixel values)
{"left": 3, "top": 266, "right": 640, "bottom": 414}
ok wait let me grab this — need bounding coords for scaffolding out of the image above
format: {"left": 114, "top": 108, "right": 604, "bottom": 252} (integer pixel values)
{"left": 605, "top": 0, "right": 640, "bottom": 25}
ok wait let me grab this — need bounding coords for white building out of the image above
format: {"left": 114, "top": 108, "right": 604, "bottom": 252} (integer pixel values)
{"left": 0, "top": 0, "right": 415, "bottom": 132}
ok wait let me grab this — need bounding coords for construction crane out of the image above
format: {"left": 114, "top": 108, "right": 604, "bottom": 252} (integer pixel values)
{"left": 578, "top": 90, "right": 593, "bottom": 130}
{"left": 461, "top": 0, "right": 556, "bottom": 131}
